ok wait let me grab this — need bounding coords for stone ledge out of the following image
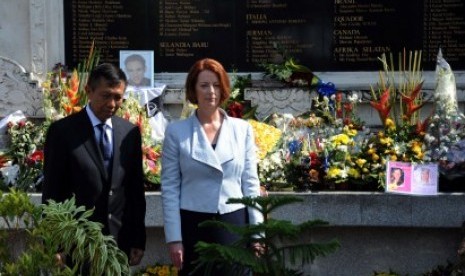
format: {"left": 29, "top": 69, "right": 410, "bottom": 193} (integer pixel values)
{"left": 25, "top": 192, "right": 465, "bottom": 228}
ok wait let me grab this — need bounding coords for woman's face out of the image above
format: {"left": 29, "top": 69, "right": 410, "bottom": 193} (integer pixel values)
{"left": 421, "top": 170, "right": 430, "bottom": 182}
{"left": 392, "top": 169, "right": 402, "bottom": 180}
{"left": 195, "top": 70, "right": 221, "bottom": 110}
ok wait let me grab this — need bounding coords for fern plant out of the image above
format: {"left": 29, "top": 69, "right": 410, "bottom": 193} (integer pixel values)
{"left": 0, "top": 189, "right": 130, "bottom": 275}
{"left": 193, "top": 195, "right": 340, "bottom": 276}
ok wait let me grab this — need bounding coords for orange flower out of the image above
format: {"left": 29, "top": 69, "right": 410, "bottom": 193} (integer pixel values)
{"left": 70, "top": 96, "right": 80, "bottom": 106}
{"left": 63, "top": 104, "right": 73, "bottom": 115}
{"left": 73, "top": 106, "right": 82, "bottom": 113}
{"left": 68, "top": 69, "right": 79, "bottom": 93}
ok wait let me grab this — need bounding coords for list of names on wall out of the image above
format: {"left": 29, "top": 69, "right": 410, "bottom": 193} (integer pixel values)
{"left": 156, "top": 0, "right": 233, "bottom": 63}
{"left": 66, "top": 0, "right": 133, "bottom": 65}
{"left": 64, "top": 0, "right": 465, "bottom": 72}
{"left": 423, "top": 0, "right": 465, "bottom": 63}
{"left": 332, "top": 1, "right": 399, "bottom": 66}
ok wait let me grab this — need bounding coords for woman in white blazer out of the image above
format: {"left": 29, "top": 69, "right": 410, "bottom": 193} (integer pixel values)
{"left": 161, "top": 58, "right": 262, "bottom": 275}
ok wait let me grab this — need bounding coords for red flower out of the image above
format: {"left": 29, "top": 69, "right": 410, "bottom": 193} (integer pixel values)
{"left": 227, "top": 101, "right": 244, "bottom": 118}
{"left": 335, "top": 92, "right": 343, "bottom": 102}
{"left": 400, "top": 82, "right": 425, "bottom": 121}
{"left": 26, "top": 150, "right": 44, "bottom": 166}
{"left": 144, "top": 146, "right": 160, "bottom": 161}
{"left": 370, "top": 88, "right": 392, "bottom": 125}
{"left": 18, "top": 120, "right": 26, "bottom": 128}
{"left": 0, "top": 155, "right": 9, "bottom": 168}
{"left": 343, "top": 103, "right": 353, "bottom": 113}
{"left": 308, "top": 152, "right": 321, "bottom": 167}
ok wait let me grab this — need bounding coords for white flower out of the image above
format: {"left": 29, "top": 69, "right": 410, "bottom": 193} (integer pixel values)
{"left": 347, "top": 93, "right": 359, "bottom": 103}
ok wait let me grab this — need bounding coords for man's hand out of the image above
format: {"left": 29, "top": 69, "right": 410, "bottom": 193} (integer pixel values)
{"left": 168, "top": 242, "right": 184, "bottom": 270}
{"left": 129, "top": 248, "right": 144, "bottom": 266}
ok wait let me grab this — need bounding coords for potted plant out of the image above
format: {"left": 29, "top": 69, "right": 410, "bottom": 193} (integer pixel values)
{"left": 0, "top": 188, "right": 129, "bottom": 275}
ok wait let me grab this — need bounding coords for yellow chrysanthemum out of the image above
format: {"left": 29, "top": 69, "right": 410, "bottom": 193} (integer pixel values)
{"left": 249, "top": 120, "right": 282, "bottom": 160}
{"left": 330, "top": 133, "right": 351, "bottom": 146}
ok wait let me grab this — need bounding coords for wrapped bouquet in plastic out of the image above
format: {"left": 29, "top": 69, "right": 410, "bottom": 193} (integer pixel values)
{"left": 424, "top": 49, "right": 465, "bottom": 179}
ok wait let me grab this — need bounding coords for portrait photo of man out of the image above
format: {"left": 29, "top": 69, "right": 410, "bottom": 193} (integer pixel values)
{"left": 120, "top": 50, "right": 154, "bottom": 89}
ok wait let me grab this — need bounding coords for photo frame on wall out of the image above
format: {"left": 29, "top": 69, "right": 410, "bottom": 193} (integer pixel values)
{"left": 119, "top": 50, "right": 154, "bottom": 89}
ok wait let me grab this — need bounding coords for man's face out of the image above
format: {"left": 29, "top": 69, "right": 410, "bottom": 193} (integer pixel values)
{"left": 126, "top": 60, "right": 146, "bottom": 85}
{"left": 86, "top": 79, "right": 125, "bottom": 122}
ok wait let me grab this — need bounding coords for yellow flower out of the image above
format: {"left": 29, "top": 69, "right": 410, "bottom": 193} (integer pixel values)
{"left": 348, "top": 167, "right": 360, "bottom": 178}
{"left": 390, "top": 155, "right": 398, "bottom": 161}
{"left": 379, "top": 137, "right": 393, "bottom": 146}
{"left": 388, "top": 183, "right": 398, "bottom": 190}
{"left": 327, "top": 167, "right": 342, "bottom": 179}
{"left": 355, "top": 158, "right": 367, "bottom": 168}
{"left": 249, "top": 120, "right": 282, "bottom": 160}
{"left": 331, "top": 133, "right": 351, "bottom": 146}
{"left": 371, "top": 153, "right": 380, "bottom": 161}
{"left": 410, "top": 141, "right": 422, "bottom": 154}
{"left": 385, "top": 118, "right": 396, "bottom": 131}
{"left": 343, "top": 125, "right": 358, "bottom": 137}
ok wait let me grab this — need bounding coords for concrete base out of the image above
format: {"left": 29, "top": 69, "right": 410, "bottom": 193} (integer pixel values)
{"left": 21, "top": 192, "right": 465, "bottom": 275}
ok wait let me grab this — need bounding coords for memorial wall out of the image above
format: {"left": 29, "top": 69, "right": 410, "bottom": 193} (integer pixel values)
{"left": 65, "top": 0, "right": 465, "bottom": 72}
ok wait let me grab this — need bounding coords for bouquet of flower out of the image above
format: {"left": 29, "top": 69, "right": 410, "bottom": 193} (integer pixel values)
{"left": 365, "top": 49, "right": 429, "bottom": 187}
{"left": 324, "top": 126, "right": 359, "bottom": 186}
{"left": 263, "top": 113, "right": 328, "bottom": 191}
{"left": 0, "top": 119, "right": 47, "bottom": 191}
{"left": 423, "top": 50, "right": 465, "bottom": 179}
{"left": 117, "top": 93, "right": 162, "bottom": 190}
{"left": 248, "top": 119, "right": 287, "bottom": 189}
{"left": 42, "top": 43, "right": 99, "bottom": 122}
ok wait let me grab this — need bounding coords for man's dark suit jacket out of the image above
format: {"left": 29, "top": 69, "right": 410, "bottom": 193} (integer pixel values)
{"left": 42, "top": 109, "right": 146, "bottom": 253}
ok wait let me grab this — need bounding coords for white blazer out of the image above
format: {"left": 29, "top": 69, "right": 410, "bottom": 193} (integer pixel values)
{"left": 161, "top": 109, "right": 262, "bottom": 243}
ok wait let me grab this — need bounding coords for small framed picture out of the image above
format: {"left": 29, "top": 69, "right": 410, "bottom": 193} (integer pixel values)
{"left": 386, "top": 161, "right": 438, "bottom": 196}
{"left": 119, "top": 50, "right": 154, "bottom": 89}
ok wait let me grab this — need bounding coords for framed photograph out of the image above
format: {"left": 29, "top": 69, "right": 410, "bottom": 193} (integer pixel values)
{"left": 386, "top": 161, "right": 438, "bottom": 196}
{"left": 119, "top": 50, "right": 154, "bottom": 89}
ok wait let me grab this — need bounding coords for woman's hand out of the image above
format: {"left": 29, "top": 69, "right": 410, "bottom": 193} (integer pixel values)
{"left": 169, "top": 242, "right": 184, "bottom": 270}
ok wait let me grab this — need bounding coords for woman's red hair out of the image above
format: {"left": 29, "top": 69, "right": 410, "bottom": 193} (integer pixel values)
{"left": 185, "top": 58, "right": 230, "bottom": 105}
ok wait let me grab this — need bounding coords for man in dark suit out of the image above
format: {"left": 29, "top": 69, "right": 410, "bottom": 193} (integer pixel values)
{"left": 42, "top": 63, "right": 146, "bottom": 266}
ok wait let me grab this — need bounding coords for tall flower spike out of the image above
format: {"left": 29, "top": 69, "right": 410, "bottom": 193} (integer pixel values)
{"left": 370, "top": 88, "right": 392, "bottom": 125}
